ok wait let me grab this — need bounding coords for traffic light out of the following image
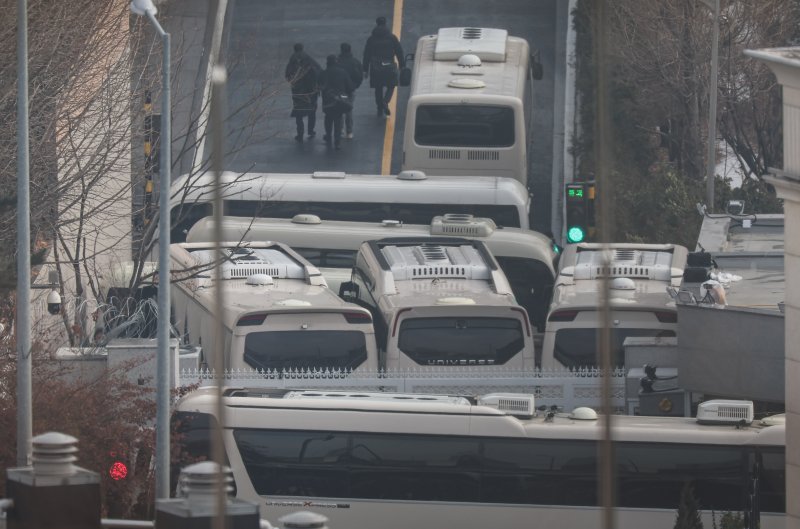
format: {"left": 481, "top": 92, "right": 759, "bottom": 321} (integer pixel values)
{"left": 565, "top": 182, "right": 589, "bottom": 243}
{"left": 107, "top": 450, "right": 129, "bottom": 481}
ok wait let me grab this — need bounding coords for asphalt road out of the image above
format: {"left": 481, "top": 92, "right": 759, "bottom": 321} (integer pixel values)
{"left": 222, "top": 0, "right": 560, "bottom": 232}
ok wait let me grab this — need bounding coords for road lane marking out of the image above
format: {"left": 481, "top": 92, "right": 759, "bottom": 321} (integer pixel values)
{"left": 381, "top": 0, "right": 404, "bottom": 175}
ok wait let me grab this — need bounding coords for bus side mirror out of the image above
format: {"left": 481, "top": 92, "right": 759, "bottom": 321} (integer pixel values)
{"left": 531, "top": 61, "right": 543, "bottom": 81}
{"left": 400, "top": 54, "right": 414, "bottom": 87}
{"left": 530, "top": 50, "right": 544, "bottom": 80}
{"left": 339, "top": 281, "right": 359, "bottom": 300}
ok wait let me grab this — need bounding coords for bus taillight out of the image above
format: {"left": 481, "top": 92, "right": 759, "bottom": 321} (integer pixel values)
{"left": 344, "top": 311, "right": 372, "bottom": 324}
{"left": 237, "top": 313, "right": 267, "bottom": 326}
{"left": 548, "top": 309, "right": 579, "bottom": 322}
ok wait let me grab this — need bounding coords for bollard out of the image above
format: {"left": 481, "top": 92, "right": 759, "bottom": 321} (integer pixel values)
{"left": 155, "top": 461, "right": 260, "bottom": 529}
{"left": 6, "top": 432, "right": 102, "bottom": 529}
{"left": 278, "top": 511, "right": 329, "bottom": 529}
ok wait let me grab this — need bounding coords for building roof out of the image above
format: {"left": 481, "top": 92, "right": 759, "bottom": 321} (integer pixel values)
{"left": 692, "top": 214, "right": 784, "bottom": 312}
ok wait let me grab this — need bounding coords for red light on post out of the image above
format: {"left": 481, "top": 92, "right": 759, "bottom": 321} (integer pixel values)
{"left": 109, "top": 461, "right": 128, "bottom": 481}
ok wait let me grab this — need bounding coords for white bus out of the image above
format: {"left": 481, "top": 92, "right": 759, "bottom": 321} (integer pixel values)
{"left": 170, "top": 242, "right": 378, "bottom": 373}
{"left": 169, "top": 170, "right": 531, "bottom": 242}
{"left": 185, "top": 213, "right": 558, "bottom": 331}
{"left": 402, "top": 27, "right": 540, "bottom": 185}
{"left": 173, "top": 388, "right": 785, "bottom": 529}
{"left": 340, "top": 238, "right": 535, "bottom": 370}
{"left": 541, "top": 243, "right": 688, "bottom": 369}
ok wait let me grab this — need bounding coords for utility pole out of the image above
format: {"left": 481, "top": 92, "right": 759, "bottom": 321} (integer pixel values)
{"left": 16, "top": 0, "right": 33, "bottom": 468}
{"left": 703, "top": 0, "right": 720, "bottom": 210}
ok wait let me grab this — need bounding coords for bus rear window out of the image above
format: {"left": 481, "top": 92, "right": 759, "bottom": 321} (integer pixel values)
{"left": 414, "top": 105, "right": 515, "bottom": 147}
{"left": 244, "top": 330, "right": 368, "bottom": 371}
{"left": 293, "top": 248, "right": 357, "bottom": 268}
{"left": 398, "top": 317, "right": 524, "bottom": 366}
{"left": 553, "top": 328, "right": 676, "bottom": 369}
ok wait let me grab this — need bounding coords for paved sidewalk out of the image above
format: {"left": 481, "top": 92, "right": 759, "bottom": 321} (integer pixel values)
{"left": 162, "top": 0, "right": 216, "bottom": 178}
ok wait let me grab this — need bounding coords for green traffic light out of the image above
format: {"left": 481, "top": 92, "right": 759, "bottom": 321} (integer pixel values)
{"left": 567, "top": 226, "right": 586, "bottom": 243}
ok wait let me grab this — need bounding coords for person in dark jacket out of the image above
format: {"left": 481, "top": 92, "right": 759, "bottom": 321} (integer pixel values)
{"left": 362, "top": 16, "right": 405, "bottom": 117}
{"left": 285, "top": 43, "right": 321, "bottom": 142}
{"left": 318, "top": 55, "right": 354, "bottom": 150}
{"left": 337, "top": 42, "right": 363, "bottom": 139}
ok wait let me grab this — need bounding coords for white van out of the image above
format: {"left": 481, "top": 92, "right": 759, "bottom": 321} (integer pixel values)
{"left": 170, "top": 241, "right": 379, "bottom": 373}
{"left": 403, "top": 28, "right": 539, "bottom": 185}
{"left": 169, "top": 170, "right": 531, "bottom": 242}
{"left": 340, "top": 238, "right": 535, "bottom": 370}
{"left": 540, "top": 243, "right": 688, "bottom": 369}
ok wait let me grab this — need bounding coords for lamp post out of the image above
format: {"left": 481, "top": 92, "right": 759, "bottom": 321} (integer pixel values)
{"left": 130, "top": 0, "right": 171, "bottom": 499}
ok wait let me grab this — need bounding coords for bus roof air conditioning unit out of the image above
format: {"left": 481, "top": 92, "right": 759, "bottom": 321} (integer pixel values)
{"left": 284, "top": 390, "right": 471, "bottom": 406}
{"left": 382, "top": 243, "right": 491, "bottom": 280}
{"left": 431, "top": 214, "right": 497, "bottom": 237}
{"left": 478, "top": 393, "right": 535, "bottom": 418}
{"left": 573, "top": 248, "right": 675, "bottom": 281}
{"left": 434, "top": 27, "right": 508, "bottom": 62}
{"left": 191, "top": 247, "right": 306, "bottom": 281}
{"left": 696, "top": 400, "right": 754, "bottom": 425}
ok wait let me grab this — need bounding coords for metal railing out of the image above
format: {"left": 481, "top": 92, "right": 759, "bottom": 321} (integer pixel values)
{"left": 179, "top": 367, "right": 628, "bottom": 412}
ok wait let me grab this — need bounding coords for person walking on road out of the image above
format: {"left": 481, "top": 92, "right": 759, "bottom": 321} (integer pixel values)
{"left": 319, "top": 54, "right": 354, "bottom": 150}
{"left": 337, "top": 42, "right": 362, "bottom": 139}
{"left": 285, "top": 43, "right": 321, "bottom": 142}
{"left": 362, "top": 16, "right": 405, "bottom": 117}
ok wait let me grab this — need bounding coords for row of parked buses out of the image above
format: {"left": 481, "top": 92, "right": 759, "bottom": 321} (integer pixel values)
{"left": 169, "top": 231, "right": 687, "bottom": 373}
{"left": 169, "top": 174, "right": 686, "bottom": 374}
{"left": 164, "top": 26, "right": 785, "bottom": 529}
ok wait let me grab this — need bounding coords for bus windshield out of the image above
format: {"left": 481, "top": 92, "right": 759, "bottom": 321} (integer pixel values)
{"left": 398, "top": 317, "right": 525, "bottom": 366}
{"left": 243, "top": 330, "right": 368, "bottom": 371}
{"left": 553, "top": 327, "right": 677, "bottom": 369}
{"left": 414, "top": 105, "right": 515, "bottom": 147}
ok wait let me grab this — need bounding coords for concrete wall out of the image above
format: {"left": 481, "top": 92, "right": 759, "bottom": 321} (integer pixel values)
{"left": 774, "top": 82, "right": 800, "bottom": 529}
{"left": 677, "top": 304, "right": 784, "bottom": 402}
{"left": 747, "top": 45, "right": 800, "bottom": 529}
{"left": 775, "top": 174, "right": 800, "bottom": 529}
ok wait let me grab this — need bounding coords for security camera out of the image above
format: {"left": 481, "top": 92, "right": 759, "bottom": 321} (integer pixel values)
{"left": 46, "top": 289, "right": 62, "bottom": 315}
{"left": 726, "top": 200, "right": 745, "bottom": 215}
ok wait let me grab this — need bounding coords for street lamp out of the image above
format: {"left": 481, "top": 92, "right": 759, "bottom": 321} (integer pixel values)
{"left": 130, "top": 0, "right": 171, "bottom": 499}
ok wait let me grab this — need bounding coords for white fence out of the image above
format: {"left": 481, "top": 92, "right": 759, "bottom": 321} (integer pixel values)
{"left": 179, "top": 367, "right": 628, "bottom": 412}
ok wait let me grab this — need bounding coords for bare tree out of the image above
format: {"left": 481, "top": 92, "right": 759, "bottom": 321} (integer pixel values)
{"left": 0, "top": 0, "right": 281, "bottom": 347}
{"left": 609, "top": 0, "right": 712, "bottom": 182}
{"left": 608, "top": 0, "right": 798, "bottom": 184}
{"left": 717, "top": 0, "right": 795, "bottom": 180}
